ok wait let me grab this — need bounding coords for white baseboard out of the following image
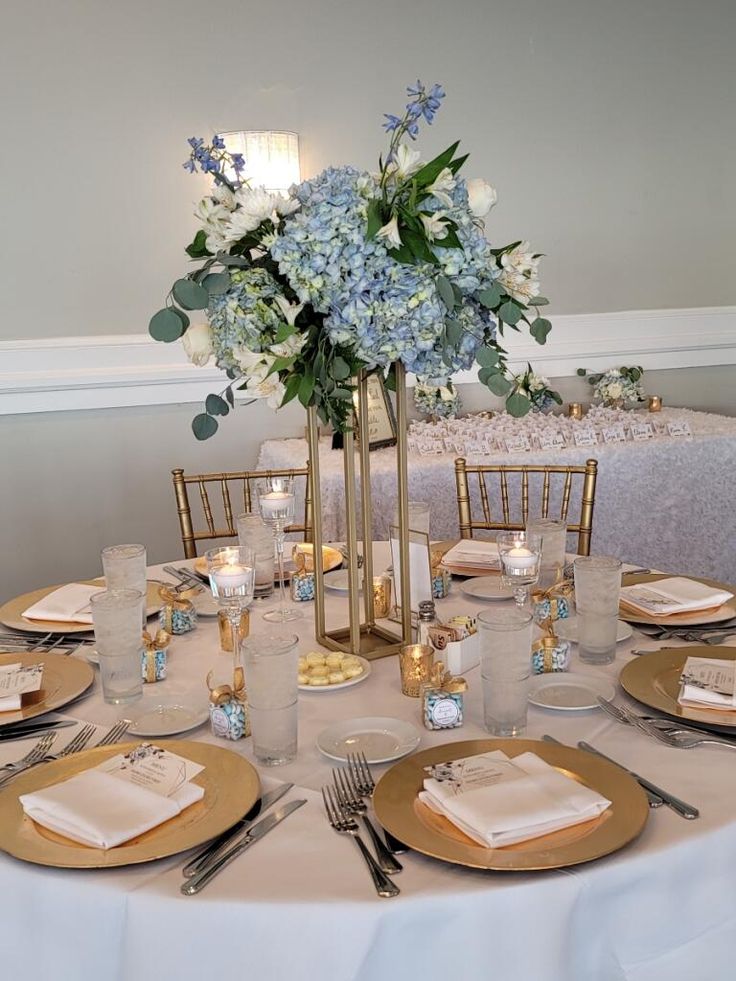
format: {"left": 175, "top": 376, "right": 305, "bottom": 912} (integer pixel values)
{"left": 1, "top": 306, "right": 734, "bottom": 414}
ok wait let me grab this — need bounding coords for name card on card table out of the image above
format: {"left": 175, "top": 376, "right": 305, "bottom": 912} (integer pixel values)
{"left": 538, "top": 431, "right": 566, "bottom": 451}
{"left": 572, "top": 428, "right": 598, "bottom": 447}
{"left": 667, "top": 421, "right": 693, "bottom": 438}
{"left": 503, "top": 434, "right": 532, "bottom": 453}
{"left": 630, "top": 421, "right": 654, "bottom": 441}
{"left": 601, "top": 425, "right": 627, "bottom": 444}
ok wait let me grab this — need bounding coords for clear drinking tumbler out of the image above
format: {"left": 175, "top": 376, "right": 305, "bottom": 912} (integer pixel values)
{"left": 243, "top": 632, "right": 299, "bottom": 765}
{"left": 573, "top": 556, "right": 622, "bottom": 664}
{"left": 91, "top": 588, "right": 144, "bottom": 705}
{"left": 237, "top": 512, "right": 275, "bottom": 598}
{"left": 102, "top": 544, "right": 147, "bottom": 626}
{"left": 526, "top": 518, "right": 567, "bottom": 589}
{"left": 478, "top": 608, "right": 533, "bottom": 736}
{"left": 393, "top": 501, "right": 431, "bottom": 536}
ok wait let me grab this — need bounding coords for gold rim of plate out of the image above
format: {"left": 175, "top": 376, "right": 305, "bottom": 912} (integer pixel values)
{"left": 0, "top": 580, "right": 164, "bottom": 635}
{"left": 0, "top": 739, "right": 260, "bottom": 868}
{"left": 620, "top": 646, "right": 736, "bottom": 730}
{"left": 194, "top": 543, "right": 343, "bottom": 580}
{"left": 0, "top": 652, "right": 95, "bottom": 728}
{"left": 372, "top": 738, "right": 649, "bottom": 871}
{"left": 619, "top": 573, "right": 736, "bottom": 627}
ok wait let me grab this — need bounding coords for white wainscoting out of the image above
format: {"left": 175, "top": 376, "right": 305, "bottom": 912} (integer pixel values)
{"left": 1, "top": 307, "right": 734, "bottom": 414}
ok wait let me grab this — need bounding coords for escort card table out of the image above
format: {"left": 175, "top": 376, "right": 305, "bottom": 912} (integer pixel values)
{"left": 257, "top": 407, "right": 736, "bottom": 582}
{"left": 1, "top": 550, "right": 736, "bottom": 981}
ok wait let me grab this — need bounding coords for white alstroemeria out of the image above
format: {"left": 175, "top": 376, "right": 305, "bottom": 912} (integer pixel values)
{"left": 273, "top": 295, "right": 304, "bottom": 326}
{"left": 181, "top": 323, "right": 214, "bottom": 367}
{"left": 393, "top": 144, "right": 423, "bottom": 178}
{"left": 246, "top": 374, "right": 286, "bottom": 409}
{"left": 466, "top": 178, "right": 498, "bottom": 218}
{"left": 439, "top": 386, "right": 455, "bottom": 401}
{"left": 498, "top": 241, "right": 541, "bottom": 304}
{"left": 269, "top": 331, "right": 308, "bottom": 359}
{"left": 211, "top": 183, "right": 237, "bottom": 211}
{"left": 426, "top": 167, "right": 456, "bottom": 208}
{"left": 233, "top": 346, "right": 270, "bottom": 382}
{"left": 420, "top": 211, "right": 449, "bottom": 241}
{"left": 194, "top": 196, "right": 229, "bottom": 226}
{"left": 376, "top": 215, "right": 402, "bottom": 249}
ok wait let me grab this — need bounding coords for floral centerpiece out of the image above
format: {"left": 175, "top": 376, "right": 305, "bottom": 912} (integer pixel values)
{"left": 149, "top": 81, "right": 552, "bottom": 437}
{"left": 414, "top": 380, "right": 461, "bottom": 420}
{"left": 577, "top": 365, "right": 645, "bottom": 407}
{"left": 510, "top": 364, "right": 562, "bottom": 413}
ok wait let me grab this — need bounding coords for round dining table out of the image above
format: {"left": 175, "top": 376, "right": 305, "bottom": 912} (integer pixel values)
{"left": 1, "top": 545, "right": 735, "bottom": 981}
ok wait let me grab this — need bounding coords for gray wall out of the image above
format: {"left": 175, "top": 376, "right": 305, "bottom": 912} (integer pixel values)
{"left": 1, "top": 0, "right": 735, "bottom": 600}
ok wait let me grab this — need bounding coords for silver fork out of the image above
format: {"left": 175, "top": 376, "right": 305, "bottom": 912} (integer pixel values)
{"left": 95, "top": 720, "right": 131, "bottom": 746}
{"left": 0, "top": 732, "right": 57, "bottom": 772}
{"left": 348, "top": 752, "right": 408, "bottom": 854}
{"left": 636, "top": 726, "right": 736, "bottom": 751}
{"left": 43, "top": 723, "right": 97, "bottom": 761}
{"left": 597, "top": 699, "right": 678, "bottom": 747}
{"left": 598, "top": 696, "right": 736, "bottom": 744}
{"left": 332, "top": 768, "right": 402, "bottom": 874}
{"left": 321, "top": 786, "right": 399, "bottom": 898}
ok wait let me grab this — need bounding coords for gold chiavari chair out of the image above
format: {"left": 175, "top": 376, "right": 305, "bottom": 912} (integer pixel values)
{"left": 171, "top": 464, "right": 313, "bottom": 559}
{"left": 453, "top": 457, "right": 598, "bottom": 556}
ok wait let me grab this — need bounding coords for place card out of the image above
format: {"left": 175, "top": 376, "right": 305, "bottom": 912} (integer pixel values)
{"left": 667, "top": 420, "right": 693, "bottom": 438}
{"left": 465, "top": 438, "right": 488, "bottom": 455}
{"left": 0, "top": 662, "right": 43, "bottom": 699}
{"left": 630, "top": 421, "right": 654, "bottom": 441}
{"left": 99, "top": 743, "right": 204, "bottom": 799}
{"left": 538, "top": 431, "right": 566, "bottom": 451}
{"left": 572, "top": 428, "right": 598, "bottom": 447}
{"left": 601, "top": 425, "right": 627, "bottom": 444}
{"left": 503, "top": 434, "right": 532, "bottom": 453}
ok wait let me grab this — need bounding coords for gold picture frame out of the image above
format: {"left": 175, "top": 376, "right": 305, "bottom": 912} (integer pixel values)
{"left": 352, "top": 373, "right": 397, "bottom": 449}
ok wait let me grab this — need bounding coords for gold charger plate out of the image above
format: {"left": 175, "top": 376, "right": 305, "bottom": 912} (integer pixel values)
{"left": 0, "top": 580, "right": 163, "bottom": 635}
{"left": 0, "top": 739, "right": 260, "bottom": 868}
{"left": 194, "top": 543, "right": 343, "bottom": 580}
{"left": 620, "top": 646, "right": 736, "bottom": 731}
{"left": 372, "top": 738, "right": 649, "bottom": 871}
{"left": 0, "top": 652, "right": 95, "bottom": 728}
{"left": 619, "top": 573, "right": 736, "bottom": 627}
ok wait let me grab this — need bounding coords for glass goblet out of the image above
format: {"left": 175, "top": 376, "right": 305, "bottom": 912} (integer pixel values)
{"left": 497, "top": 531, "right": 541, "bottom": 609}
{"left": 256, "top": 476, "right": 301, "bottom": 623}
{"left": 206, "top": 545, "right": 255, "bottom": 687}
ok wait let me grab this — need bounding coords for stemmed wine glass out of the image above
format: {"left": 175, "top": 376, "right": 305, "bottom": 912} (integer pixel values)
{"left": 206, "top": 545, "right": 255, "bottom": 689}
{"left": 497, "top": 531, "right": 541, "bottom": 609}
{"left": 256, "top": 476, "right": 301, "bottom": 623}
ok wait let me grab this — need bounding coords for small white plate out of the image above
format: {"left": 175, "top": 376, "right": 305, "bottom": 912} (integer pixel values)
{"left": 324, "top": 570, "right": 363, "bottom": 593}
{"left": 126, "top": 698, "right": 209, "bottom": 737}
{"left": 316, "top": 717, "right": 421, "bottom": 764}
{"left": 190, "top": 591, "right": 219, "bottom": 618}
{"left": 528, "top": 673, "right": 616, "bottom": 711}
{"left": 299, "top": 656, "right": 371, "bottom": 693}
{"left": 460, "top": 576, "right": 513, "bottom": 602}
{"left": 554, "top": 617, "right": 633, "bottom": 644}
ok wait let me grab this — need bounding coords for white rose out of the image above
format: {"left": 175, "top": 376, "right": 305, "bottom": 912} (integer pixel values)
{"left": 181, "top": 323, "right": 213, "bottom": 367}
{"left": 466, "top": 178, "right": 497, "bottom": 218}
{"left": 606, "top": 382, "right": 623, "bottom": 398}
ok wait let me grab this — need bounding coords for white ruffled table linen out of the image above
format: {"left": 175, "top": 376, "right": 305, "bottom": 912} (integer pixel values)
{"left": 1, "top": 550, "right": 736, "bottom": 981}
{"left": 257, "top": 407, "right": 736, "bottom": 583}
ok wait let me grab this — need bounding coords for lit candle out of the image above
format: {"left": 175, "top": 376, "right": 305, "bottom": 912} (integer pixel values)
{"left": 504, "top": 546, "right": 538, "bottom": 573}
{"left": 212, "top": 562, "right": 251, "bottom": 590}
{"left": 259, "top": 491, "right": 293, "bottom": 518}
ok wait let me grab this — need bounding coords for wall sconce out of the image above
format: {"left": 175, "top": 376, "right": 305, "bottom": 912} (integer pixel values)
{"left": 221, "top": 130, "right": 300, "bottom": 193}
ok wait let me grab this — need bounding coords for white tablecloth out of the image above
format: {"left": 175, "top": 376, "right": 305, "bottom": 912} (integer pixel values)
{"left": 2, "top": 550, "right": 736, "bottom": 981}
{"left": 257, "top": 407, "right": 736, "bottom": 583}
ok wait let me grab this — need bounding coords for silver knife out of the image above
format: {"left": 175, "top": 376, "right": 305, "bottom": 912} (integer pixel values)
{"left": 182, "top": 783, "right": 293, "bottom": 877}
{"left": 541, "top": 734, "right": 664, "bottom": 808}
{"left": 0, "top": 720, "right": 76, "bottom": 742}
{"left": 577, "top": 740, "right": 699, "bottom": 820}
{"left": 181, "top": 798, "right": 306, "bottom": 895}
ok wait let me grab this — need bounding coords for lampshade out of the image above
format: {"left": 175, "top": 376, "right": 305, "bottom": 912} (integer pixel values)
{"left": 221, "top": 130, "right": 300, "bottom": 193}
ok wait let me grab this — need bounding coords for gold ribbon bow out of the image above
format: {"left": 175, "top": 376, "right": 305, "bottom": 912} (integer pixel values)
{"left": 206, "top": 666, "right": 246, "bottom": 707}
{"left": 142, "top": 628, "right": 170, "bottom": 653}
{"left": 158, "top": 584, "right": 199, "bottom": 607}
{"left": 427, "top": 662, "right": 468, "bottom": 695}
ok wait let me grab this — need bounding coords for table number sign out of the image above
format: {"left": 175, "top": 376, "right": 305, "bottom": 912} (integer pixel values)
{"left": 538, "top": 431, "right": 566, "bottom": 451}
{"left": 630, "top": 422, "right": 655, "bottom": 441}
{"left": 503, "top": 434, "right": 532, "bottom": 453}
{"left": 572, "top": 428, "right": 598, "bottom": 447}
{"left": 601, "top": 425, "right": 627, "bottom": 444}
{"left": 667, "top": 421, "right": 693, "bottom": 438}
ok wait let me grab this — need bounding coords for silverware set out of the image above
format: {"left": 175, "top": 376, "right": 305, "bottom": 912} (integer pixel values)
{"left": 597, "top": 696, "right": 736, "bottom": 751}
{"left": 162, "top": 566, "right": 206, "bottom": 592}
{"left": 322, "top": 752, "right": 401, "bottom": 898}
{"left": 0, "top": 631, "right": 94, "bottom": 654}
{"left": 634, "top": 621, "right": 736, "bottom": 644}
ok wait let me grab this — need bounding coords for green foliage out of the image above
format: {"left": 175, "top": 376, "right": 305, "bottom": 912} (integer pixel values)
{"left": 478, "top": 284, "right": 502, "bottom": 309}
{"left": 506, "top": 392, "right": 531, "bottom": 417}
{"left": 149, "top": 308, "right": 187, "bottom": 342}
{"left": 185, "top": 230, "right": 211, "bottom": 259}
{"left": 205, "top": 393, "right": 229, "bottom": 416}
{"left": 486, "top": 373, "right": 512, "bottom": 397}
{"left": 192, "top": 413, "right": 218, "bottom": 440}
{"left": 172, "top": 278, "right": 209, "bottom": 310}
{"left": 436, "top": 274, "right": 456, "bottom": 311}
{"left": 498, "top": 301, "right": 522, "bottom": 326}
{"left": 530, "top": 317, "right": 552, "bottom": 344}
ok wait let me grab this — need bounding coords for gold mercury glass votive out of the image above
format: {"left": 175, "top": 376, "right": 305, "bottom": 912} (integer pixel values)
{"left": 218, "top": 609, "right": 250, "bottom": 653}
{"left": 372, "top": 576, "right": 392, "bottom": 619}
{"left": 399, "top": 644, "right": 434, "bottom": 698}
{"left": 648, "top": 395, "right": 663, "bottom": 412}
{"left": 567, "top": 402, "right": 584, "bottom": 420}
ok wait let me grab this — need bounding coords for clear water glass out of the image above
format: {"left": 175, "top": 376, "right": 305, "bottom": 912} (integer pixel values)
{"left": 91, "top": 588, "right": 144, "bottom": 705}
{"left": 478, "top": 608, "right": 533, "bottom": 736}
{"left": 237, "top": 512, "right": 275, "bottom": 598}
{"left": 393, "top": 501, "right": 431, "bottom": 536}
{"left": 256, "top": 477, "right": 301, "bottom": 623}
{"left": 573, "top": 556, "right": 622, "bottom": 664}
{"left": 243, "top": 632, "right": 299, "bottom": 766}
{"left": 497, "top": 531, "right": 541, "bottom": 608}
{"left": 102, "top": 544, "right": 146, "bottom": 625}
{"left": 526, "top": 518, "right": 567, "bottom": 589}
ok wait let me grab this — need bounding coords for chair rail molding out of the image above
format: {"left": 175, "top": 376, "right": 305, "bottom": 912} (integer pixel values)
{"left": 1, "top": 306, "right": 734, "bottom": 415}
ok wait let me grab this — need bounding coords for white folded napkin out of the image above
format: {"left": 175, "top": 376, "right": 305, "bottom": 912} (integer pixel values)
{"left": 620, "top": 577, "right": 733, "bottom": 617}
{"left": 0, "top": 662, "right": 43, "bottom": 713}
{"left": 22, "top": 583, "right": 105, "bottom": 624}
{"left": 443, "top": 540, "right": 500, "bottom": 568}
{"left": 678, "top": 657, "right": 736, "bottom": 711}
{"left": 20, "top": 768, "right": 204, "bottom": 849}
{"left": 419, "top": 750, "right": 611, "bottom": 848}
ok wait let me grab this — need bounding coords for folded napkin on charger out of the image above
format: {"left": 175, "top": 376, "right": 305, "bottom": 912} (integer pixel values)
{"left": 0, "top": 662, "right": 43, "bottom": 712}
{"left": 678, "top": 657, "right": 736, "bottom": 711}
{"left": 619, "top": 577, "right": 733, "bottom": 618}
{"left": 442, "top": 540, "right": 500, "bottom": 569}
{"left": 419, "top": 750, "right": 611, "bottom": 848}
{"left": 22, "top": 583, "right": 105, "bottom": 624}
{"left": 19, "top": 745, "right": 205, "bottom": 849}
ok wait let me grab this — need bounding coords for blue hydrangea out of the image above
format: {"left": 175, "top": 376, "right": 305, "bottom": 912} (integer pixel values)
{"left": 207, "top": 268, "right": 284, "bottom": 372}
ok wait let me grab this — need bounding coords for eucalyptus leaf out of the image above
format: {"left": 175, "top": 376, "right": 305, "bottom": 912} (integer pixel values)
{"left": 477, "top": 345, "right": 500, "bottom": 369}
{"left": 445, "top": 317, "right": 463, "bottom": 346}
{"left": 576, "top": 368, "right": 588, "bottom": 377}
{"left": 172, "top": 278, "right": 209, "bottom": 311}
{"left": 478, "top": 284, "right": 502, "bottom": 309}
{"left": 225, "top": 387, "right": 235, "bottom": 408}
{"left": 436, "top": 275, "right": 456, "bottom": 311}
{"left": 530, "top": 296, "right": 549, "bottom": 306}
{"left": 333, "top": 388, "right": 354, "bottom": 400}
{"left": 506, "top": 392, "right": 532, "bottom": 417}
{"left": 530, "top": 317, "right": 552, "bottom": 344}
{"left": 202, "top": 272, "right": 230, "bottom": 295}
{"left": 498, "top": 301, "right": 522, "bottom": 326}
{"left": 205, "top": 393, "right": 229, "bottom": 416}
{"left": 192, "top": 413, "right": 218, "bottom": 440}
{"left": 332, "top": 357, "right": 351, "bottom": 380}
{"left": 149, "top": 308, "right": 186, "bottom": 342}
{"left": 487, "top": 373, "right": 512, "bottom": 397}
